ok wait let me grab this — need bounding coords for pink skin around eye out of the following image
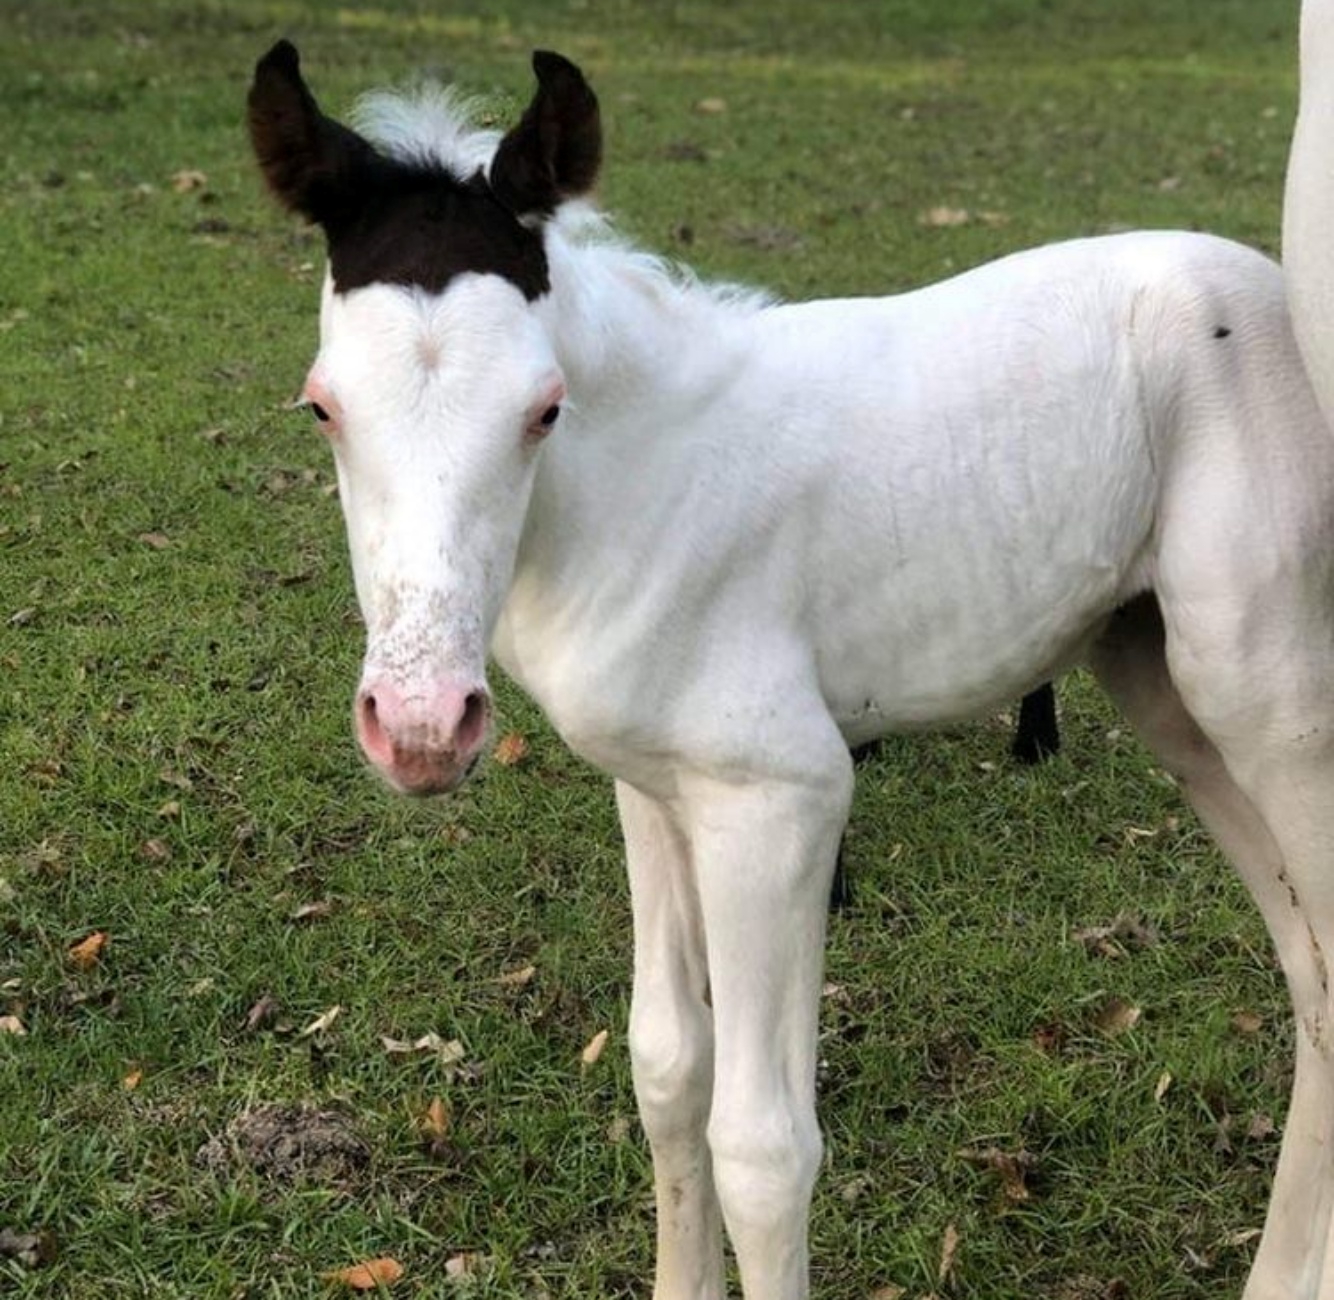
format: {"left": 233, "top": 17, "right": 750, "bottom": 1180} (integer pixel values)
{"left": 526, "top": 380, "right": 568, "bottom": 439}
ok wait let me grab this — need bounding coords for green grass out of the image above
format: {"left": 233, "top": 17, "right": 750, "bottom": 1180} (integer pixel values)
{"left": 0, "top": 0, "right": 1298, "bottom": 1295}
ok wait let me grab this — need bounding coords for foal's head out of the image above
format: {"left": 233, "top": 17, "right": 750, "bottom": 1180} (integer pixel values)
{"left": 248, "top": 41, "right": 600, "bottom": 794}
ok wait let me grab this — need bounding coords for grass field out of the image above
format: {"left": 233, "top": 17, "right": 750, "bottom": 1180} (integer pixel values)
{"left": 0, "top": 1, "right": 1304, "bottom": 1296}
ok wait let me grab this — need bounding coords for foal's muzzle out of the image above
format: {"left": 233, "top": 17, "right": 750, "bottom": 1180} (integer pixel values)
{"left": 354, "top": 677, "right": 492, "bottom": 796}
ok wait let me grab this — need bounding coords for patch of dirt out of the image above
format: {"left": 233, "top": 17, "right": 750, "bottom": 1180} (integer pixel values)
{"left": 196, "top": 1103, "right": 370, "bottom": 1192}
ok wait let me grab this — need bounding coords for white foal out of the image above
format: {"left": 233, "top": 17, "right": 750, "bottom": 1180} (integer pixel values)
{"left": 248, "top": 9, "right": 1334, "bottom": 1295}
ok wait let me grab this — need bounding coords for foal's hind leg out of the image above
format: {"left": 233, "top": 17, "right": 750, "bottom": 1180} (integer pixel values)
{"left": 1089, "top": 595, "right": 1334, "bottom": 1300}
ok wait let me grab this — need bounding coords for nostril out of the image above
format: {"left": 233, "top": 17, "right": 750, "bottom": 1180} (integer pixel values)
{"left": 356, "top": 690, "right": 392, "bottom": 761}
{"left": 457, "top": 690, "right": 490, "bottom": 754}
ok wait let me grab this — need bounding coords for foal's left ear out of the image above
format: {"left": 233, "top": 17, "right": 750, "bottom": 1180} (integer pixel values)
{"left": 490, "top": 51, "right": 602, "bottom": 219}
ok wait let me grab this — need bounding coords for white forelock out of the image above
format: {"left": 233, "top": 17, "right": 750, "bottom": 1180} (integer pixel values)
{"left": 353, "top": 84, "right": 502, "bottom": 181}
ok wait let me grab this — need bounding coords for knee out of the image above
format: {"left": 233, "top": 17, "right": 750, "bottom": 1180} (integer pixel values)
{"left": 629, "top": 1003, "right": 713, "bottom": 1140}
{"left": 706, "top": 1103, "right": 823, "bottom": 1224}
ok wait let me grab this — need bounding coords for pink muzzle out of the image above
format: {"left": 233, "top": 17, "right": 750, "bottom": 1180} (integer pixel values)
{"left": 354, "top": 676, "right": 491, "bottom": 796}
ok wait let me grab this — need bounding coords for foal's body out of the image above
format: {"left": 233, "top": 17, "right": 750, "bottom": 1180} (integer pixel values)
{"left": 500, "top": 230, "right": 1300, "bottom": 770}
{"left": 495, "top": 222, "right": 1334, "bottom": 1300}
{"left": 248, "top": 6, "right": 1334, "bottom": 1294}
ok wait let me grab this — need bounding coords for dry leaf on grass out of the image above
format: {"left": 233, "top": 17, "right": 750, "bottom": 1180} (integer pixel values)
{"left": 1073, "top": 914, "right": 1159, "bottom": 958}
{"left": 0, "top": 1015, "right": 26, "bottom": 1036}
{"left": 1247, "top": 1112, "right": 1277, "bottom": 1141}
{"left": 445, "top": 1253, "right": 490, "bottom": 1279}
{"left": 138, "top": 531, "right": 172, "bottom": 550}
{"left": 298, "top": 1005, "right": 342, "bottom": 1038}
{"left": 67, "top": 931, "right": 108, "bottom": 970}
{"left": 420, "top": 1097, "right": 450, "bottom": 1140}
{"left": 958, "top": 1145, "right": 1037, "bottom": 1202}
{"left": 380, "top": 1032, "right": 466, "bottom": 1070}
{"left": 870, "top": 1287, "right": 907, "bottom": 1300}
{"left": 243, "top": 993, "right": 281, "bottom": 1033}
{"left": 323, "top": 1256, "right": 404, "bottom": 1290}
{"left": 1231, "top": 1009, "right": 1264, "bottom": 1035}
{"left": 920, "top": 205, "right": 970, "bottom": 228}
{"left": 171, "top": 169, "right": 208, "bottom": 193}
{"left": 497, "top": 964, "right": 536, "bottom": 988}
{"left": 581, "top": 1028, "right": 610, "bottom": 1068}
{"left": 122, "top": 1068, "right": 143, "bottom": 1091}
{"left": 938, "top": 1221, "right": 961, "bottom": 1285}
{"left": 1093, "top": 996, "right": 1142, "bottom": 1035}
{"left": 0, "top": 1228, "right": 57, "bottom": 1269}
{"left": 492, "top": 732, "right": 530, "bottom": 766}
{"left": 1154, "top": 1070, "right": 1173, "bottom": 1102}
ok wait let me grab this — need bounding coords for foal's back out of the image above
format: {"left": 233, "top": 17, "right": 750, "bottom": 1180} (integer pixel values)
{"left": 682, "top": 230, "right": 1304, "bottom": 734}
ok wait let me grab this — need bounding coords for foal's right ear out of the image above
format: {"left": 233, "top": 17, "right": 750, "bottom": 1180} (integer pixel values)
{"left": 247, "top": 40, "right": 379, "bottom": 227}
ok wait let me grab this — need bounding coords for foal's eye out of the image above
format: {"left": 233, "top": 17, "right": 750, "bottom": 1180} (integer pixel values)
{"left": 539, "top": 404, "right": 561, "bottom": 428}
{"left": 310, "top": 401, "right": 332, "bottom": 424}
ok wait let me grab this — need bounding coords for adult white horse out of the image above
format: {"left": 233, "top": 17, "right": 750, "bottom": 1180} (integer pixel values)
{"left": 249, "top": 2, "right": 1334, "bottom": 1293}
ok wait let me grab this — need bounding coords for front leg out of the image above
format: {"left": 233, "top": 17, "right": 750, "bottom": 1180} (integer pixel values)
{"left": 686, "top": 756, "right": 854, "bottom": 1300}
{"left": 618, "top": 781, "right": 725, "bottom": 1300}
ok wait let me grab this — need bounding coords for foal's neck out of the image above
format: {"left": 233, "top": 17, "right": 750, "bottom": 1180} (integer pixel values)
{"left": 539, "top": 222, "right": 768, "bottom": 426}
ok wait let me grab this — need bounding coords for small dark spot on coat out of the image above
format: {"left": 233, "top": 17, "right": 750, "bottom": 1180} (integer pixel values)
{"left": 1213, "top": 325, "right": 1232, "bottom": 339}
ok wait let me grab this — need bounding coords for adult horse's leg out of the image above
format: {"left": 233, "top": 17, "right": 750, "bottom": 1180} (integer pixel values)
{"left": 1090, "top": 594, "right": 1334, "bottom": 1300}
{"left": 682, "top": 740, "right": 854, "bottom": 1300}
{"left": 617, "top": 781, "right": 725, "bottom": 1300}
{"left": 1011, "top": 682, "right": 1060, "bottom": 764}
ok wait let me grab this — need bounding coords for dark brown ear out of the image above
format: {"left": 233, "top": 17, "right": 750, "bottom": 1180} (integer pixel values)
{"left": 247, "top": 40, "right": 380, "bottom": 228}
{"left": 490, "top": 51, "right": 602, "bottom": 219}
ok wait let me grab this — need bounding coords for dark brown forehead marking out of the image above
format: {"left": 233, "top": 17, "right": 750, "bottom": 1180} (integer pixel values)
{"left": 249, "top": 41, "right": 599, "bottom": 302}
{"left": 323, "top": 159, "right": 550, "bottom": 299}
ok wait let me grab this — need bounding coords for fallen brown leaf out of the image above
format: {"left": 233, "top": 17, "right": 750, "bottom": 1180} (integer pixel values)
{"left": 298, "top": 1005, "right": 342, "bottom": 1038}
{"left": 138, "top": 532, "right": 172, "bottom": 550}
{"left": 323, "top": 1256, "right": 404, "bottom": 1290}
{"left": 870, "top": 1287, "right": 907, "bottom": 1300}
{"left": 920, "top": 205, "right": 970, "bottom": 228}
{"left": 1093, "top": 996, "right": 1142, "bottom": 1035}
{"left": 0, "top": 1228, "right": 57, "bottom": 1268}
{"left": 0, "top": 1015, "right": 26, "bottom": 1036}
{"left": 1247, "top": 1112, "right": 1277, "bottom": 1140}
{"left": 445, "top": 1253, "right": 489, "bottom": 1279}
{"left": 420, "top": 1097, "right": 450, "bottom": 1140}
{"left": 67, "top": 931, "right": 108, "bottom": 970}
{"left": 581, "top": 1028, "right": 610, "bottom": 1069}
{"left": 1073, "top": 914, "right": 1159, "bottom": 958}
{"left": 291, "top": 899, "right": 334, "bottom": 922}
{"left": 497, "top": 963, "right": 536, "bottom": 988}
{"left": 243, "top": 993, "right": 281, "bottom": 1033}
{"left": 938, "top": 1222, "right": 960, "bottom": 1285}
{"left": 1230, "top": 1009, "right": 1263, "bottom": 1036}
{"left": 958, "top": 1145, "right": 1036, "bottom": 1202}
{"left": 122, "top": 1068, "right": 143, "bottom": 1091}
{"left": 171, "top": 169, "right": 208, "bottom": 193}
{"left": 492, "top": 732, "right": 530, "bottom": 766}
